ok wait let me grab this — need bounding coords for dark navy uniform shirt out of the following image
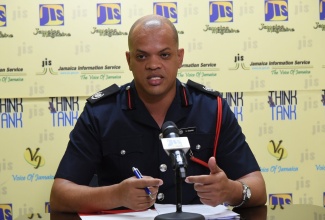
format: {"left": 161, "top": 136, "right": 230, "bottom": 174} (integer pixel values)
{"left": 55, "top": 79, "right": 260, "bottom": 205}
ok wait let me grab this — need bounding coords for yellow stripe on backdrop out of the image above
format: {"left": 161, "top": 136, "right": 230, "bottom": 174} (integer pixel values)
{"left": 0, "top": 0, "right": 324, "bottom": 218}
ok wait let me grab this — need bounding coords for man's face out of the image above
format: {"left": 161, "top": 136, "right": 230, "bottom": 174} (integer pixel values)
{"left": 126, "top": 24, "right": 184, "bottom": 101}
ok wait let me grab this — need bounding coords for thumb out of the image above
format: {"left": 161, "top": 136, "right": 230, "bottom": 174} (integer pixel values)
{"left": 208, "top": 157, "right": 222, "bottom": 174}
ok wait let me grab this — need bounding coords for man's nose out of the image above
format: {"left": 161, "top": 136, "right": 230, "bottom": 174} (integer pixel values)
{"left": 145, "top": 56, "right": 161, "bottom": 70}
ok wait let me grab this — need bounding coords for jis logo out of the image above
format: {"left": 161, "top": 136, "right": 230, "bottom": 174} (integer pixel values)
{"left": 269, "top": 193, "right": 292, "bottom": 209}
{"left": 0, "top": 204, "right": 12, "bottom": 220}
{"left": 209, "top": 1, "right": 233, "bottom": 23}
{"left": 45, "top": 202, "right": 51, "bottom": 213}
{"left": 153, "top": 2, "right": 177, "bottom": 23}
{"left": 39, "top": 4, "right": 64, "bottom": 26}
{"left": 97, "top": 3, "right": 121, "bottom": 25}
{"left": 320, "top": 0, "right": 325, "bottom": 20}
{"left": 265, "top": 0, "right": 288, "bottom": 21}
{"left": 0, "top": 5, "right": 6, "bottom": 27}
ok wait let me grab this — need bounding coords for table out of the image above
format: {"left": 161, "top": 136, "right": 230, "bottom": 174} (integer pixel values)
{"left": 233, "top": 204, "right": 325, "bottom": 220}
{"left": 14, "top": 204, "right": 325, "bottom": 220}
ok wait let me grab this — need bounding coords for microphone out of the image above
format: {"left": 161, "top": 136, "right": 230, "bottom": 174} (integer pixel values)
{"left": 160, "top": 121, "right": 190, "bottom": 179}
{"left": 156, "top": 122, "right": 204, "bottom": 220}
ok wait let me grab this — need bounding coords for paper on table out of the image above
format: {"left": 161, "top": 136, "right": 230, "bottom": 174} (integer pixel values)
{"left": 80, "top": 209, "right": 158, "bottom": 220}
{"left": 154, "top": 204, "right": 239, "bottom": 219}
{"left": 79, "top": 204, "right": 239, "bottom": 220}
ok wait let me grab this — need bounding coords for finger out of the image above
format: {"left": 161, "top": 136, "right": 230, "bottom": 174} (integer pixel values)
{"left": 208, "top": 157, "right": 223, "bottom": 174}
{"left": 135, "top": 178, "right": 163, "bottom": 188}
{"left": 185, "top": 157, "right": 222, "bottom": 184}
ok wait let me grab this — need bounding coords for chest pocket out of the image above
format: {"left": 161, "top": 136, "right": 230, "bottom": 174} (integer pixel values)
{"left": 102, "top": 136, "right": 145, "bottom": 180}
{"left": 105, "top": 136, "right": 144, "bottom": 156}
{"left": 186, "top": 133, "right": 214, "bottom": 175}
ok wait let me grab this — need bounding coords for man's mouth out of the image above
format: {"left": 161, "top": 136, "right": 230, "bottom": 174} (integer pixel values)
{"left": 147, "top": 76, "right": 163, "bottom": 85}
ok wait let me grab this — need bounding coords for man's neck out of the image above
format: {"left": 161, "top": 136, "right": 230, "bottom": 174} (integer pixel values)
{"left": 139, "top": 90, "right": 176, "bottom": 128}
{"left": 143, "top": 100, "right": 172, "bottom": 128}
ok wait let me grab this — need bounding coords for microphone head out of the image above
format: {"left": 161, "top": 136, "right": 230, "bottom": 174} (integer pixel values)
{"left": 161, "top": 121, "right": 180, "bottom": 138}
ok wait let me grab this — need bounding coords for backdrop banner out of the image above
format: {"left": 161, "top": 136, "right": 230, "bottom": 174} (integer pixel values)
{"left": 1, "top": 0, "right": 324, "bottom": 218}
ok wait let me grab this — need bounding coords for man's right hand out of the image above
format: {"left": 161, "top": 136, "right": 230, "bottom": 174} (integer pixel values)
{"left": 50, "top": 177, "right": 163, "bottom": 213}
{"left": 117, "top": 176, "right": 163, "bottom": 210}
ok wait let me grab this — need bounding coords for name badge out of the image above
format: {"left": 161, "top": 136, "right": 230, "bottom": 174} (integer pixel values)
{"left": 179, "top": 127, "right": 196, "bottom": 134}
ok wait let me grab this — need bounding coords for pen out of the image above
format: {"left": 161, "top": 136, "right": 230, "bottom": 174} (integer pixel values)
{"left": 132, "top": 167, "right": 154, "bottom": 200}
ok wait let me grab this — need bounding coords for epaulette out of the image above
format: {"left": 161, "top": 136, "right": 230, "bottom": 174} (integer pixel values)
{"left": 186, "top": 79, "right": 220, "bottom": 97}
{"left": 86, "top": 84, "right": 120, "bottom": 104}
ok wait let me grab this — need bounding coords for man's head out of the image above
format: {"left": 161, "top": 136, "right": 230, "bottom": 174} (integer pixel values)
{"left": 126, "top": 14, "right": 184, "bottom": 103}
{"left": 128, "top": 14, "right": 179, "bottom": 50}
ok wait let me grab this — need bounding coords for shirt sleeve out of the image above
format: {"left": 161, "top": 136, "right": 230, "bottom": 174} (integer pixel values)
{"left": 216, "top": 98, "right": 260, "bottom": 180}
{"left": 54, "top": 103, "right": 102, "bottom": 185}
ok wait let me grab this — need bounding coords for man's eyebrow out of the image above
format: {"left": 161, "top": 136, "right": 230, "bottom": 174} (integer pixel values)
{"left": 134, "top": 49, "right": 147, "bottom": 54}
{"left": 135, "top": 48, "right": 172, "bottom": 54}
{"left": 159, "top": 48, "right": 172, "bottom": 52}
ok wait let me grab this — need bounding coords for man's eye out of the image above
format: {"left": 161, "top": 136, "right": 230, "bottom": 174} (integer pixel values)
{"left": 161, "top": 53, "right": 170, "bottom": 58}
{"left": 136, "top": 54, "right": 146, "bottom": 59}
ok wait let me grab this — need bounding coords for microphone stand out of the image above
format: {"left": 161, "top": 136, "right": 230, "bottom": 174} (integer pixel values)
{"left": 154, "top": 152, "right": 204, "bottom": 220}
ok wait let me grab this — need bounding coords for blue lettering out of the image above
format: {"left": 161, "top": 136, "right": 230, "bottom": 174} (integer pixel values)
{"left": 0, "top": 10, "right": 6, "bottom": 23}
{"left": 155, "top": 4, "right": 177, "bottom": 19}
{"left": 321, "top": 0, "right": 325, "bottom": 20}
{"left": 97, "top": 5, "right": 108, "bottom": 24}
{"left": 97, "top": 4, "right": 121, "bottom": 25}
{"left": 0, "top": 207, "right": 12, "bottom": 220}
{"left": 265, "top": 1, "right": 288, "bottom": 21}
{"left": 233, "top": 107, "right": 243, "bottom": 121}
{"left": 271, "top": 105, "right": 296, "bottom": 120}
{"left": 52, "top": 111, "right": 79, "bottom": 127}
{"left": 210, "top": 2, "right": 233, "bottom": 22}
{"left": 40, "top": 5, "right": 64, "bottom": 26}
{"left": 154, "top": 3, "right": 177, "bottom": 22}
{"left": 170, "top": 7, "right": 177, "bottom": 19}
{"left": 270, "top": 195, "right": 291, "bottom": 205}
{"left": 1, "top": 113, "right": 23, "bottom": 128}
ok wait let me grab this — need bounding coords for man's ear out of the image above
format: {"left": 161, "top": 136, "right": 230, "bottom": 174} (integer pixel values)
{"left": 125, "top": 51, "right": 131, "bottom": 71}
{"left": 177, "top": 48, "right": 184, "bottom": 68}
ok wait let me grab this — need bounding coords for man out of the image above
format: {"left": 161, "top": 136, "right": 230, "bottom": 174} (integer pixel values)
{"left": 50, "top": 14, "right": 266, "bottom": 213}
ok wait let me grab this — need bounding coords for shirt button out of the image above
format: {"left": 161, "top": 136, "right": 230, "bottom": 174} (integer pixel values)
{"left": 120, "top": 150, "right": 126, "bottom": 155}
{"left": 157, "top": 193, "right": 164, "bottom": 201}
{"left": 196, "top": 144, "right": 201, "bottom": 150}
{"left": 159, "top": 164, "right": 167, "bottom": 172}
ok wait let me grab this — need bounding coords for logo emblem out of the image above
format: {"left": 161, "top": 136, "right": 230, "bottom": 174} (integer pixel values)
{"left": 269, "top": 193, "right": 292, "bottom": 209}
{"left": 203, "top": 86, "right": 215, "bottom": 92}
{"left": 265, "top": 0, "right": 288, "bottom": 21}
{"left": 153, "top": 2, "right": 178, "bottom": 23}
{"left": 0, "top": 5, "right": 6, "bottom": 27}
{"left": 267, "top": 140, "right": 288, "bottom": 161}
{"left": 209, "top": 1, "right": 233, "bottom": 23}
{"left": 24, "top": 148, "right": 45, "bottom": 169}
{"left": 39, "top": 4, "right": 64, "bottom": 26}
{"left": 45, "top": 202, "right": 51, "bottom": 213}
{"left": 97, "top": 3, "right": 121, "bottom": 25}
{"left": 0, "top": 204, "right": 12, "bottom": 220}
{"left": 321, "top": 0, "right": 325, "bottom": 20}
{"left": 91, "top": 92, "right": 104, "bottom": 100}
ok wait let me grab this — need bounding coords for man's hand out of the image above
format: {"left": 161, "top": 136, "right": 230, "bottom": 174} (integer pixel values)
{"left": 117, "top": 176, "right": 163, "bottom": 211}
{"left": 185, "top": 157, "right": 232, "bottom": 206}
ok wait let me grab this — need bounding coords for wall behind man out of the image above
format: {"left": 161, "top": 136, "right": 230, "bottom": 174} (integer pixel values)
{"left": 0, "top": 0, "right": 324, "bottom": 218}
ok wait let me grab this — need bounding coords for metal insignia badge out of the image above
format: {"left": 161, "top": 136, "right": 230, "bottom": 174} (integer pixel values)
{"left": 91, "top": 91, "right": 104, "bottom": 99}
{"left": 203, "top": 86, "right": 214, "bottom": 92}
